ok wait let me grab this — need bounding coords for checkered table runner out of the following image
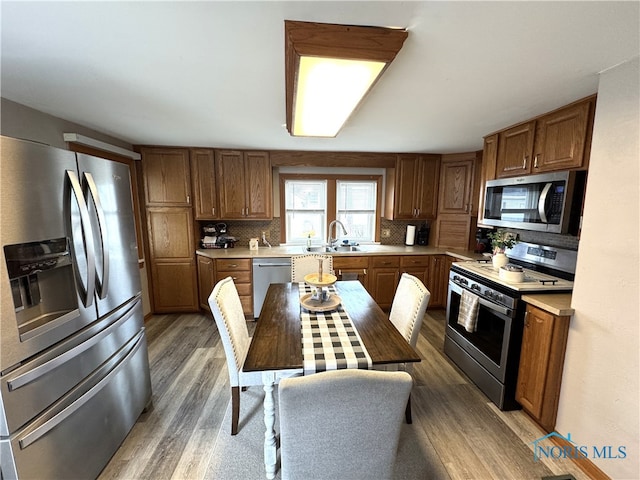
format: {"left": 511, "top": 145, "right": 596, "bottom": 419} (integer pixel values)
{"left": 299, "top": 283, "right": 372, "bottom": 375}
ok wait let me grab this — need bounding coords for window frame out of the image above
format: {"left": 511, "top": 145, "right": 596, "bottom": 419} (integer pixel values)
{"left": 279, "top": 173, "right": 382, "bottom": 244}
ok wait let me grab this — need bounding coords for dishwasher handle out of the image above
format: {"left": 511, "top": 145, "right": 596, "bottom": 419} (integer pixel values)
{"left": 255, "top": 263, "right": 291, "bottom": 268}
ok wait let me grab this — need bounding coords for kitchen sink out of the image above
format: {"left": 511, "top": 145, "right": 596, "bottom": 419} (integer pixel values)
{"left": 304, "top": 245, "right": 363, "bottom": 253}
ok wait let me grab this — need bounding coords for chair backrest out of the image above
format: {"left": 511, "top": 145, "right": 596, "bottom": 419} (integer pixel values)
{"left": 389, "top": 273, "right": 430, "bottom": 348}
{"left": 291, "top": 254, "right": 334, "bottom": 282}
{"left": 278, "top": 369, "right": 412, "bottom": 480}
{"left": 208, "top": 276, "right": 250, "bottom": 386}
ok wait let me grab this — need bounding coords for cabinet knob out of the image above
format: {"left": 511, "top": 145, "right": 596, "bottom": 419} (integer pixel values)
{"left": 522, "top": 156, "right": 527, "bottom": 169}
{"left": 524, "top": 311, "right": 529, "bottom": 327}
{"left": 534, "top": 155, "right": 539, "bottom": 168}
{"left": 187, "top": 195, "right": 190, "bottom": 204}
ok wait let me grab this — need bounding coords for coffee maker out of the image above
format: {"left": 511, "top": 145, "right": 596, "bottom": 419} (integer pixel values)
{"left": 416, "top": 223, "right": 430, "bottom": 246}
{"left": 474, "top": 227, "right": 492, "bottom": 253}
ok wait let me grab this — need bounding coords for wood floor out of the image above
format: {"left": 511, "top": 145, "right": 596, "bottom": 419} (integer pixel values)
{"left": 98, "top": 309, "right": 589, "bottom": 480}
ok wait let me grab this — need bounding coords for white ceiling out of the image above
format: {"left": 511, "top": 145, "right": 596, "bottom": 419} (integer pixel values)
{"left": 2, "top": 1, "right": 638, "bottom": 154}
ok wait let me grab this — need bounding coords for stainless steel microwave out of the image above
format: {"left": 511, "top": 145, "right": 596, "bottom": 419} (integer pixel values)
{"left": 482, "top": 170, "right": 587, "bottom": 234}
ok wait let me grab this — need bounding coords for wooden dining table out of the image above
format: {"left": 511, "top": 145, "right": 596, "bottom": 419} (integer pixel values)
{"left": 243, "top": 280, "right": 421, "bottom": 479}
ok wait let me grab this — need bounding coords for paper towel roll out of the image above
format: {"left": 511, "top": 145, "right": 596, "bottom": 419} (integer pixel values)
{"left": 405, "top": 225, "right": 416, "bottom": 245}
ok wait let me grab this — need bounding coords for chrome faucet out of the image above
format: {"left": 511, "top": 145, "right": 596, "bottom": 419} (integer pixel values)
{"left": 327, "top": 220, "right": 348, "bottom": 247}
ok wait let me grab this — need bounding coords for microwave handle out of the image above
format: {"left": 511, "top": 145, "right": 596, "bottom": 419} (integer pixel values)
{"left": 538, "top": 183, "right": 552, "bottom": 223}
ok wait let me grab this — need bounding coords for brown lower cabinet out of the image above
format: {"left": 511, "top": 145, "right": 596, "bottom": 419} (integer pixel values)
{"left": 197, "top": 255, "right": 215, "bottom": 310}
{"left": 214, "top": 258, "right": 253, "bottom": 317}
{"left": 333, "top": 256, "right": 369, "bottom": 289}
{"left": 516, "top": 304, "right": 571, "bottom": 432}
{"left": 146, "top": 207, "right": 199, "bottom": 313}
{"left": 399, "top": 255, "right": 430, "bottom": 288}
{"left": 426, "top": 255, "right": 447, "bottom": 308}
{"left": 368, "top": 256, "right": 400, "bottom": 310}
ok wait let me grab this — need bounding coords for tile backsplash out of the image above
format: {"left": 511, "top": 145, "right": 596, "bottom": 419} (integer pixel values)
{"left": 197, "top": 220, "right": 579, "bottom": 251}
{"left": 198, "top": 218, "right": 430, "bottom": 248}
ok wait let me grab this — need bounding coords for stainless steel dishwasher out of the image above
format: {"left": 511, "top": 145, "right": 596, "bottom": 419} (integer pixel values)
{"left": 252, "top": 257, "right": 292, "bottom": 318}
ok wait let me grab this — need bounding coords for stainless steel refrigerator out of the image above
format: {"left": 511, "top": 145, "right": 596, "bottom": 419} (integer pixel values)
{"left": 0, "top": 136, "right": 152, "bottom": 479}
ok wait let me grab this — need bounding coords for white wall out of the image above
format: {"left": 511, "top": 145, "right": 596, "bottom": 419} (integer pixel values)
{"left": 556, "top": 57, "right": 639, "bottom": 478}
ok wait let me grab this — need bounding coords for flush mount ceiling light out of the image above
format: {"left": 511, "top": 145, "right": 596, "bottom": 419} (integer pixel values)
{"left": 285, "top": 20, "right": 408, "bottom": 138}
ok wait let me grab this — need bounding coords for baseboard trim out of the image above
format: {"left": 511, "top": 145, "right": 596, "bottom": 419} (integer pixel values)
{"left": 549, "top": 435, "right": 611, "bottom": 480}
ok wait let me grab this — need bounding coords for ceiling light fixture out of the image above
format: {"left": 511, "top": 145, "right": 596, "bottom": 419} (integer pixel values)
{"left": 285, "top": 20, "right": 408, "bottom": 138}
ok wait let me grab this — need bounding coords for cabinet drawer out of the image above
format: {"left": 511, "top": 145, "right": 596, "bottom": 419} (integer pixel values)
{"left": 216, "top": 270, "right": 251, "bottom": 284}
{"left": 239, "top": 296, "right": 253, "bottom": 314}
{"left": 332, "top": 256, "right": 369, "bottom": 270}
{"left": 235, "top": 283, "right": 252, "bottom": 297}
{"left": 216, "top": 258, "right": 251, "bottom": 271}
{"left": 370, "top": 256, "right": 400, "bottom": 268}
{"left": 400, "top": 255, "right": 430, "bottom": 268}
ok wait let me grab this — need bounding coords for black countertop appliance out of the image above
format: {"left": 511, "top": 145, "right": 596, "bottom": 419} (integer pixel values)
{"left": 416, "top": 223, "right": 430, "bottom": 245}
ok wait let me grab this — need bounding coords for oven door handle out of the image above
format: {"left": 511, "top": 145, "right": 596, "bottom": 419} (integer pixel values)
{"left": 449, "top": 281, "right": 512, "bottom": 317}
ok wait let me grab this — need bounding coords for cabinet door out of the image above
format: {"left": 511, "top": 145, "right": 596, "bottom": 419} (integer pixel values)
{"left": 393, "top": 154, "right": 420, "bottom": 219}
{"left": 435, "top": 214, "right": 473, "bottom": 250}
{"left": 141, "top": 148, "right": 191, "bottom": 206}
{"left": 438, "top": 158, "right": 474, "bottom": 215}
{"left": 197, "top": 255, "right": 215, "bottom": 310}
{"left": 533, "top": 100, "right": 591, "bottom": 172}
{"left": 147, "top": 207, "right": 195, "bottom": 261}
{"left": 151, "top": 262, "right": 198, "bottom": 312}
{"left": 244, "top": 151, "right": 272, "bottom": 219}
{"left": 516, "top": 304, "right": 571, "bottom": 431}
{"left": 517, "top": 306, "right": 556, "bottom": 418}
{"left": 415, "top": 155, "right": 440, "bottom": 219}
{"left": 369, "top": 268, "right": 399, "bottom": 310}
{"left": 496, "top": 121, "right": 535, "bottom": 178}
{"left": 191, "top": 149, "right": 218, "bottom": 220}
{"left": 478, "top": 134, "right": 498, "bottom": 224}
{"left": 216, "top": 150, "right": 246, "bottom": 219}
{"left": 426, "top": 255, "right": 446, "bottom": 308}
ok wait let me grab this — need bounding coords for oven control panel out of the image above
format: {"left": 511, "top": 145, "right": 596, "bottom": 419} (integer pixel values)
{"left": 450, "top": 270, "right": 516, "bottom": 310}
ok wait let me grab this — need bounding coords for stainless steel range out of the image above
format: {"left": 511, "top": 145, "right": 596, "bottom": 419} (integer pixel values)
{"left": 444, "top": 242, "right": 576, "bottom": 410}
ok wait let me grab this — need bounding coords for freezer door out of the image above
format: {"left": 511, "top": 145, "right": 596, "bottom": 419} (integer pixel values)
{"left": 1, "top": 328, "right": 151, "bottom": 480}
{"left": 0, "top": 137, "right": 97, "bottom": 371}
{"left": 77, "top": 153, "right": 142, "bottom": 317}
{"left": 0, "top": 297, "right": 144, "bottom": 436}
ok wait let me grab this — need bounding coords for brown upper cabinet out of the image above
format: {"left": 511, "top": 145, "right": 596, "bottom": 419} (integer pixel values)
{"left": 385, "top": 154, "right": 440, "bottom": 220}
{"left": 215, "top": 150, "right": 273, "bottom": 220}
{"left": 438, "top": 154, "right": 476, "bottom": 215}
{"left": 191, "top": 148, "right": 218, "bottom": 220}
{"left": 141, "top": 147, "right": 192, "bottom": 206}
{"left": 494, "top": 95, "right": 595, "bottom": 178}
{"left": 435, "top": 152, "right": 481, "bottom": 250}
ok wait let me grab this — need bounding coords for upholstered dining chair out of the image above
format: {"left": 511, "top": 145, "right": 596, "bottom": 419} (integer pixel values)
{"left": 208, "top": 276, "right": 263, "bottom": 435}
{"left": 290, "top": 253, "right": 334, "bottom": 282}
{"left": 278, "top": 369, "right": 412, "bottom": 480}
{"left": 388, "top": 272, "right": 430, "bottom": 423}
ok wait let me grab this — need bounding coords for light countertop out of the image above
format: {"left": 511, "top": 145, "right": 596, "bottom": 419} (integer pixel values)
{"left": 521, "top": 293, "right": 574, "bottom": 316}
{"left": 196, "top": 244, "right": 485, "bottom": 261}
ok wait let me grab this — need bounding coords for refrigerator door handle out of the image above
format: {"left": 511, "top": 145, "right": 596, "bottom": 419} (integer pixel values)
{"left": 84, "top": 172, "right": 110, "bottom": 299}
{"left": 65, "top": 170, "right": 96, "bottom": 307}
{"left": 7, "top": 300, "right": 138, "bottom": 391}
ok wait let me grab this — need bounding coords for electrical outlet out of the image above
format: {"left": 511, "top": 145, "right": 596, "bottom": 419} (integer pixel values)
{"left": 381, "top": 228, "right": 391, "bottom": 238}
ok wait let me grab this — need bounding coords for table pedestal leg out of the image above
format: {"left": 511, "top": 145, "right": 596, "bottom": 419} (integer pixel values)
{"left": 262, "top": 371, "right": 277, "bottom": 479}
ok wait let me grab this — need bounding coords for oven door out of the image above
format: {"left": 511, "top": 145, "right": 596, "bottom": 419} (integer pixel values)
{"left": 445, "top": 280, "right": 516, "bottom": 382}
